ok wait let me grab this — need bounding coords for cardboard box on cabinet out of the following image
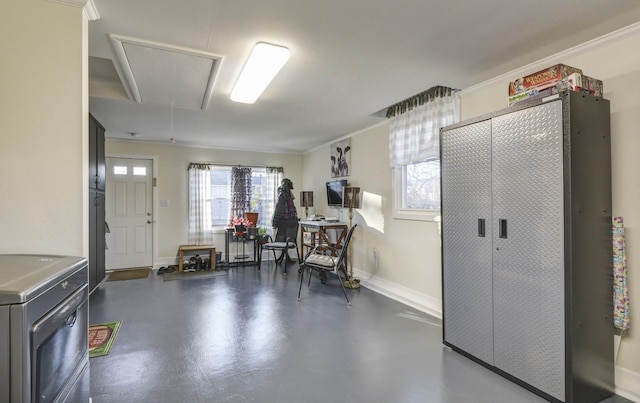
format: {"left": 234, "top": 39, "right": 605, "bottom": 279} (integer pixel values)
{"left": 508, "top": 64, "right": 583, "bottom": 96}
{"left": 508, "top": 70, "right": 604, "bottom": 106}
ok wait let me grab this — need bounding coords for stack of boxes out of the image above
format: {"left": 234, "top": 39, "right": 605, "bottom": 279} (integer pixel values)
{"left": 508, "top": 64, "right": 603, "bottom": 106}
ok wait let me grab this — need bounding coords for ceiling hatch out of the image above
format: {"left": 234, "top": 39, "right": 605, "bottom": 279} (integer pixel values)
{"left": 109, "top": 34, "right": 223, "bottom": 111}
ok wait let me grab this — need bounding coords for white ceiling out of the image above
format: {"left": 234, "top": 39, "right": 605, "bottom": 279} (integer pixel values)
{"left": 88, "top": 0, "right": 640, "bottom": 153}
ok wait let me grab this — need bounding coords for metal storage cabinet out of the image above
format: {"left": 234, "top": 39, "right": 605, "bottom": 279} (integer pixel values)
{"left": 440, "top": 91, "right": 614, "bottom": 403}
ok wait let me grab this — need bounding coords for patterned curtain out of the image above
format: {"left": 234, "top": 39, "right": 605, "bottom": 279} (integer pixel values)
{"left": 187, "top": 163, "right": 212, "bottom": 245}
{"left": 230, "top": 167, "right": 252, "bottom": 220}
{"left": 387, "top": 85, "right": 459, "bottom": 167}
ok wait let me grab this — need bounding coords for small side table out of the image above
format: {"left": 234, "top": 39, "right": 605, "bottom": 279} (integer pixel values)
{"left": 178, "top": 244, "right": 216, "bottom": 271}
{"left": 225, "top": 228, "right": 260, "bottom": 266}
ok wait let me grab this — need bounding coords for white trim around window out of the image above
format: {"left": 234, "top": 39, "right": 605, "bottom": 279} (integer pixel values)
{"left": 391, "top": 166, "right": 440, "bottom": 222}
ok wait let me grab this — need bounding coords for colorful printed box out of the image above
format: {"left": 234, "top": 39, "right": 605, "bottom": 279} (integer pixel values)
{"left": 508, "top": 64, "right": 583, "bottom": 96}
{"left": 508, "top": 71, "right": 603, "bottom": 106}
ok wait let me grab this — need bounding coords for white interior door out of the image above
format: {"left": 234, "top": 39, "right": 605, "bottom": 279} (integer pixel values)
{"left": 106, "top": 157, "right": 153, "bottom": 270}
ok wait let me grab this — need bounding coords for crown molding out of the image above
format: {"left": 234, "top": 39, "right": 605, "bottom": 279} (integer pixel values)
{"left": 47, "top": 0, "right": 99, "bottom": 20}
{"left": 47, "top": 0, "right": 87, "bottom": 7}
{"left": 460, "top": 21, "right": 640, "bottom": 96}
{"left": 84, "top": 0, "right": 100, "bottom": 21}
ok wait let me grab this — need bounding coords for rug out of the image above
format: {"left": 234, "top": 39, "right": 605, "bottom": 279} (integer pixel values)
{"left": 89, "top": 321, "right": 122, "bottom": 358}
{"left": 107, "top": 268, "right": 150, "bottom": 282}
{"left": 163, "top": 270, "right": 227, "bottom": 282}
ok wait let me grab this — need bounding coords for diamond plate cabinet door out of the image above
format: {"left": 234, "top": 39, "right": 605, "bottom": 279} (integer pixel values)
{"left": 441, "top": 119, "right": 493, "bottom": 365}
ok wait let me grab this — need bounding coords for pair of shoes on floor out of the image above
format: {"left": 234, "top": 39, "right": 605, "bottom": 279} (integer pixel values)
{"left": 157, "top": 266, "right": 176, "bottom": 275}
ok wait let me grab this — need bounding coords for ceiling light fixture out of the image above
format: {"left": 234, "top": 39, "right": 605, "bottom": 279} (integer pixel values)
{"left": 230, "top": 42, "right": 290, "bottom": 104}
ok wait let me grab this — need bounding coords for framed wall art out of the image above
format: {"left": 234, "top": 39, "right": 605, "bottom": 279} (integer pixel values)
{"left": 330, "top": 139, "right": 350, "bottom": 177}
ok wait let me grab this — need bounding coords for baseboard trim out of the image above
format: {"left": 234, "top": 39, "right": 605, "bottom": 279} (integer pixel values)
{"left": 155, "top": 257, "right": 176, "bottom": 269}
{"left": 355, "top": 270, "right": 639, "bottom": 401}
{"left": 615, "top": 366, "right": 640, "bottom": 402}
{"left": 354, "top": 269, "right": 442, "bottom": 319}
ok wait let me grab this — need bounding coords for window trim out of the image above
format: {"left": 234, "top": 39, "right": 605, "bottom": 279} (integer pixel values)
{"left": 391, "top": 166, "right": 440, "bottom": 222}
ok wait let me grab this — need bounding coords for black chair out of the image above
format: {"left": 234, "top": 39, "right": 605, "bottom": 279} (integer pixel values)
{"left": 258, "top": 220, "right": 300, "bottom": 274}
{"left": 298, "top": 224, "right": 357, "bottom": 306}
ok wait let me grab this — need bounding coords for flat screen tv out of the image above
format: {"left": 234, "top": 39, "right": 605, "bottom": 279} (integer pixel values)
{"left": 326, "top": 180, "right": 348, "bottom": 207}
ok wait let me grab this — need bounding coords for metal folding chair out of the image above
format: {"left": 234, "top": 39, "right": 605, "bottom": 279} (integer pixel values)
{"left": 297, "top": 224, "right": 357, "bottom": 305}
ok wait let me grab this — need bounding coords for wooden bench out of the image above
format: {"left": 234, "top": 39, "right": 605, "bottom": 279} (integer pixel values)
{"left": 178, "top": 244, "right": 216, "bottom": 271}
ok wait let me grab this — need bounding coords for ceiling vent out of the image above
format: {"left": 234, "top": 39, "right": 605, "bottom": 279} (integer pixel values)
{"left": 109, "top": 34, "right": 223, "bottom": 111}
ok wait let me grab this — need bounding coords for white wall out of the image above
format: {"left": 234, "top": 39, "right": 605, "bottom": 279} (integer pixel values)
{"left": 105, "top": 140, "right": 303, "bottom": 262}
{"left": 0, "top": 1, "right": 87, "bottom": 257}
{"left": 303, "top": 24, "right": 640, "bottom": 398}
{"left": 303, "top": 126, "right": 443, "bottom": 317}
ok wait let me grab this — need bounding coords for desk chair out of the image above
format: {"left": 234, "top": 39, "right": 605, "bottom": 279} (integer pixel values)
{"left": 297, "top": 224, "right": 357, "bottom": 306}
{"left": 258, "top": 220, "right": 300, "bottom": 274}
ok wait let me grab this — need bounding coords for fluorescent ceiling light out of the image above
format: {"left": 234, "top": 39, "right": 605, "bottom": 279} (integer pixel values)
{"left": 230, "top": 42, "right": 290, "bottom": 104}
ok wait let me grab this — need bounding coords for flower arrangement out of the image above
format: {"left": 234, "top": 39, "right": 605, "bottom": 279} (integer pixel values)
{"left": 231, "top": 215, "right": 252, "bottom": 228}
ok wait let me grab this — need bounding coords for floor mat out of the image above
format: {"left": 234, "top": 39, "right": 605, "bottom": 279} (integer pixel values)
{"left": 107, "top": 268, "right": 150, "bottom": 282}
{"left": 163, "top": 270, "right": 227, "bottom": 281}
{"left": 89, "top": 321, "right": 122, "bottom": 358}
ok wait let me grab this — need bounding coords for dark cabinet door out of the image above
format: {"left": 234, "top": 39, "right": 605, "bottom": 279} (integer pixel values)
{"left": 88, "top": 118, "right": 97, "bottom": 189}
{"left": 95, "top": 191, "right": 106, "bottom": 286}
{"left": 88, "top": 189, "right": 106, "bottom": 291}
{"left": 88, "top": 114, "right": 106, "bottom": 292}
{"left": 89, "top": 114, "right": 106, "bottom": 191}
{"left": 88, "top": 188, "right": 98, "bottom": 290}
{"left": 96, "top": 123, "right": 106, "bottom": 190}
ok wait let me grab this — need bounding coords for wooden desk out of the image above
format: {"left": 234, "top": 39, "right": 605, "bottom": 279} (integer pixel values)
{"left": 299, "top": 220, "right": 349, "bottom": 259}
{"left": 178, "top": 244, "right": 216, "bottom": 272}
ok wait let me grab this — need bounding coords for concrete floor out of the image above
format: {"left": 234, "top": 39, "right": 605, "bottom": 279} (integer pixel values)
{"left": 89, "top": 263, "right": 629, "bottom": 403}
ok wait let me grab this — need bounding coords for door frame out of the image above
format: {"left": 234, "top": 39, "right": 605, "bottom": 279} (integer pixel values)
{"left": 106, "top": 153, "right": 159, "bottom": 269}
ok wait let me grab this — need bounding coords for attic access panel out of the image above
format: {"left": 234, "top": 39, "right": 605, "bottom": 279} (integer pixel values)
{"left": 110, "top": 34, "right": 223, "bottom": 110}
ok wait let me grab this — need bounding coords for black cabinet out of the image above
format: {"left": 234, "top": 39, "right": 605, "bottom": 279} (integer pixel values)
{"left": 88, "top": 114, "right": 106, "bottom": 291}
{"left": 88, "top": 114, "right": 105, "bottom": 190}
{"left": 88, "top": 189, "right": 105, "bottom": 291}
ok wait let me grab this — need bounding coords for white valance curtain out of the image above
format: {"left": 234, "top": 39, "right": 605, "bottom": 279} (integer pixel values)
{"left": 188, "top": 163, "right": 213, "bottom": 245}
{"left": 387, "top": 86, "right": 459, "bottom": 167}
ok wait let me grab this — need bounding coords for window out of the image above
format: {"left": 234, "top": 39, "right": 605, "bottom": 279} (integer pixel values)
{"left": 189, "top": 163, "right": 281, "bottom": 244}
{"left": 209, "top": 167, "right": 273, "bottom": 229}
{"left": 387, "top": 86, "right": 458, "bottom": 222}
{"left": 393, "top": 161, "right": 440, "bottom": 221}
{"left": 133, "top": 166, "right": 147, "bottom": 176}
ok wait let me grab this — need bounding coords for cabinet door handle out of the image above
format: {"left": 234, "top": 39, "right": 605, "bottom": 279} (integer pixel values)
{"left": 478, "top": 219, "right": 486, "bottom": 237}
{"left": 499, "top": 219, "right": 508, "bottom": 239}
